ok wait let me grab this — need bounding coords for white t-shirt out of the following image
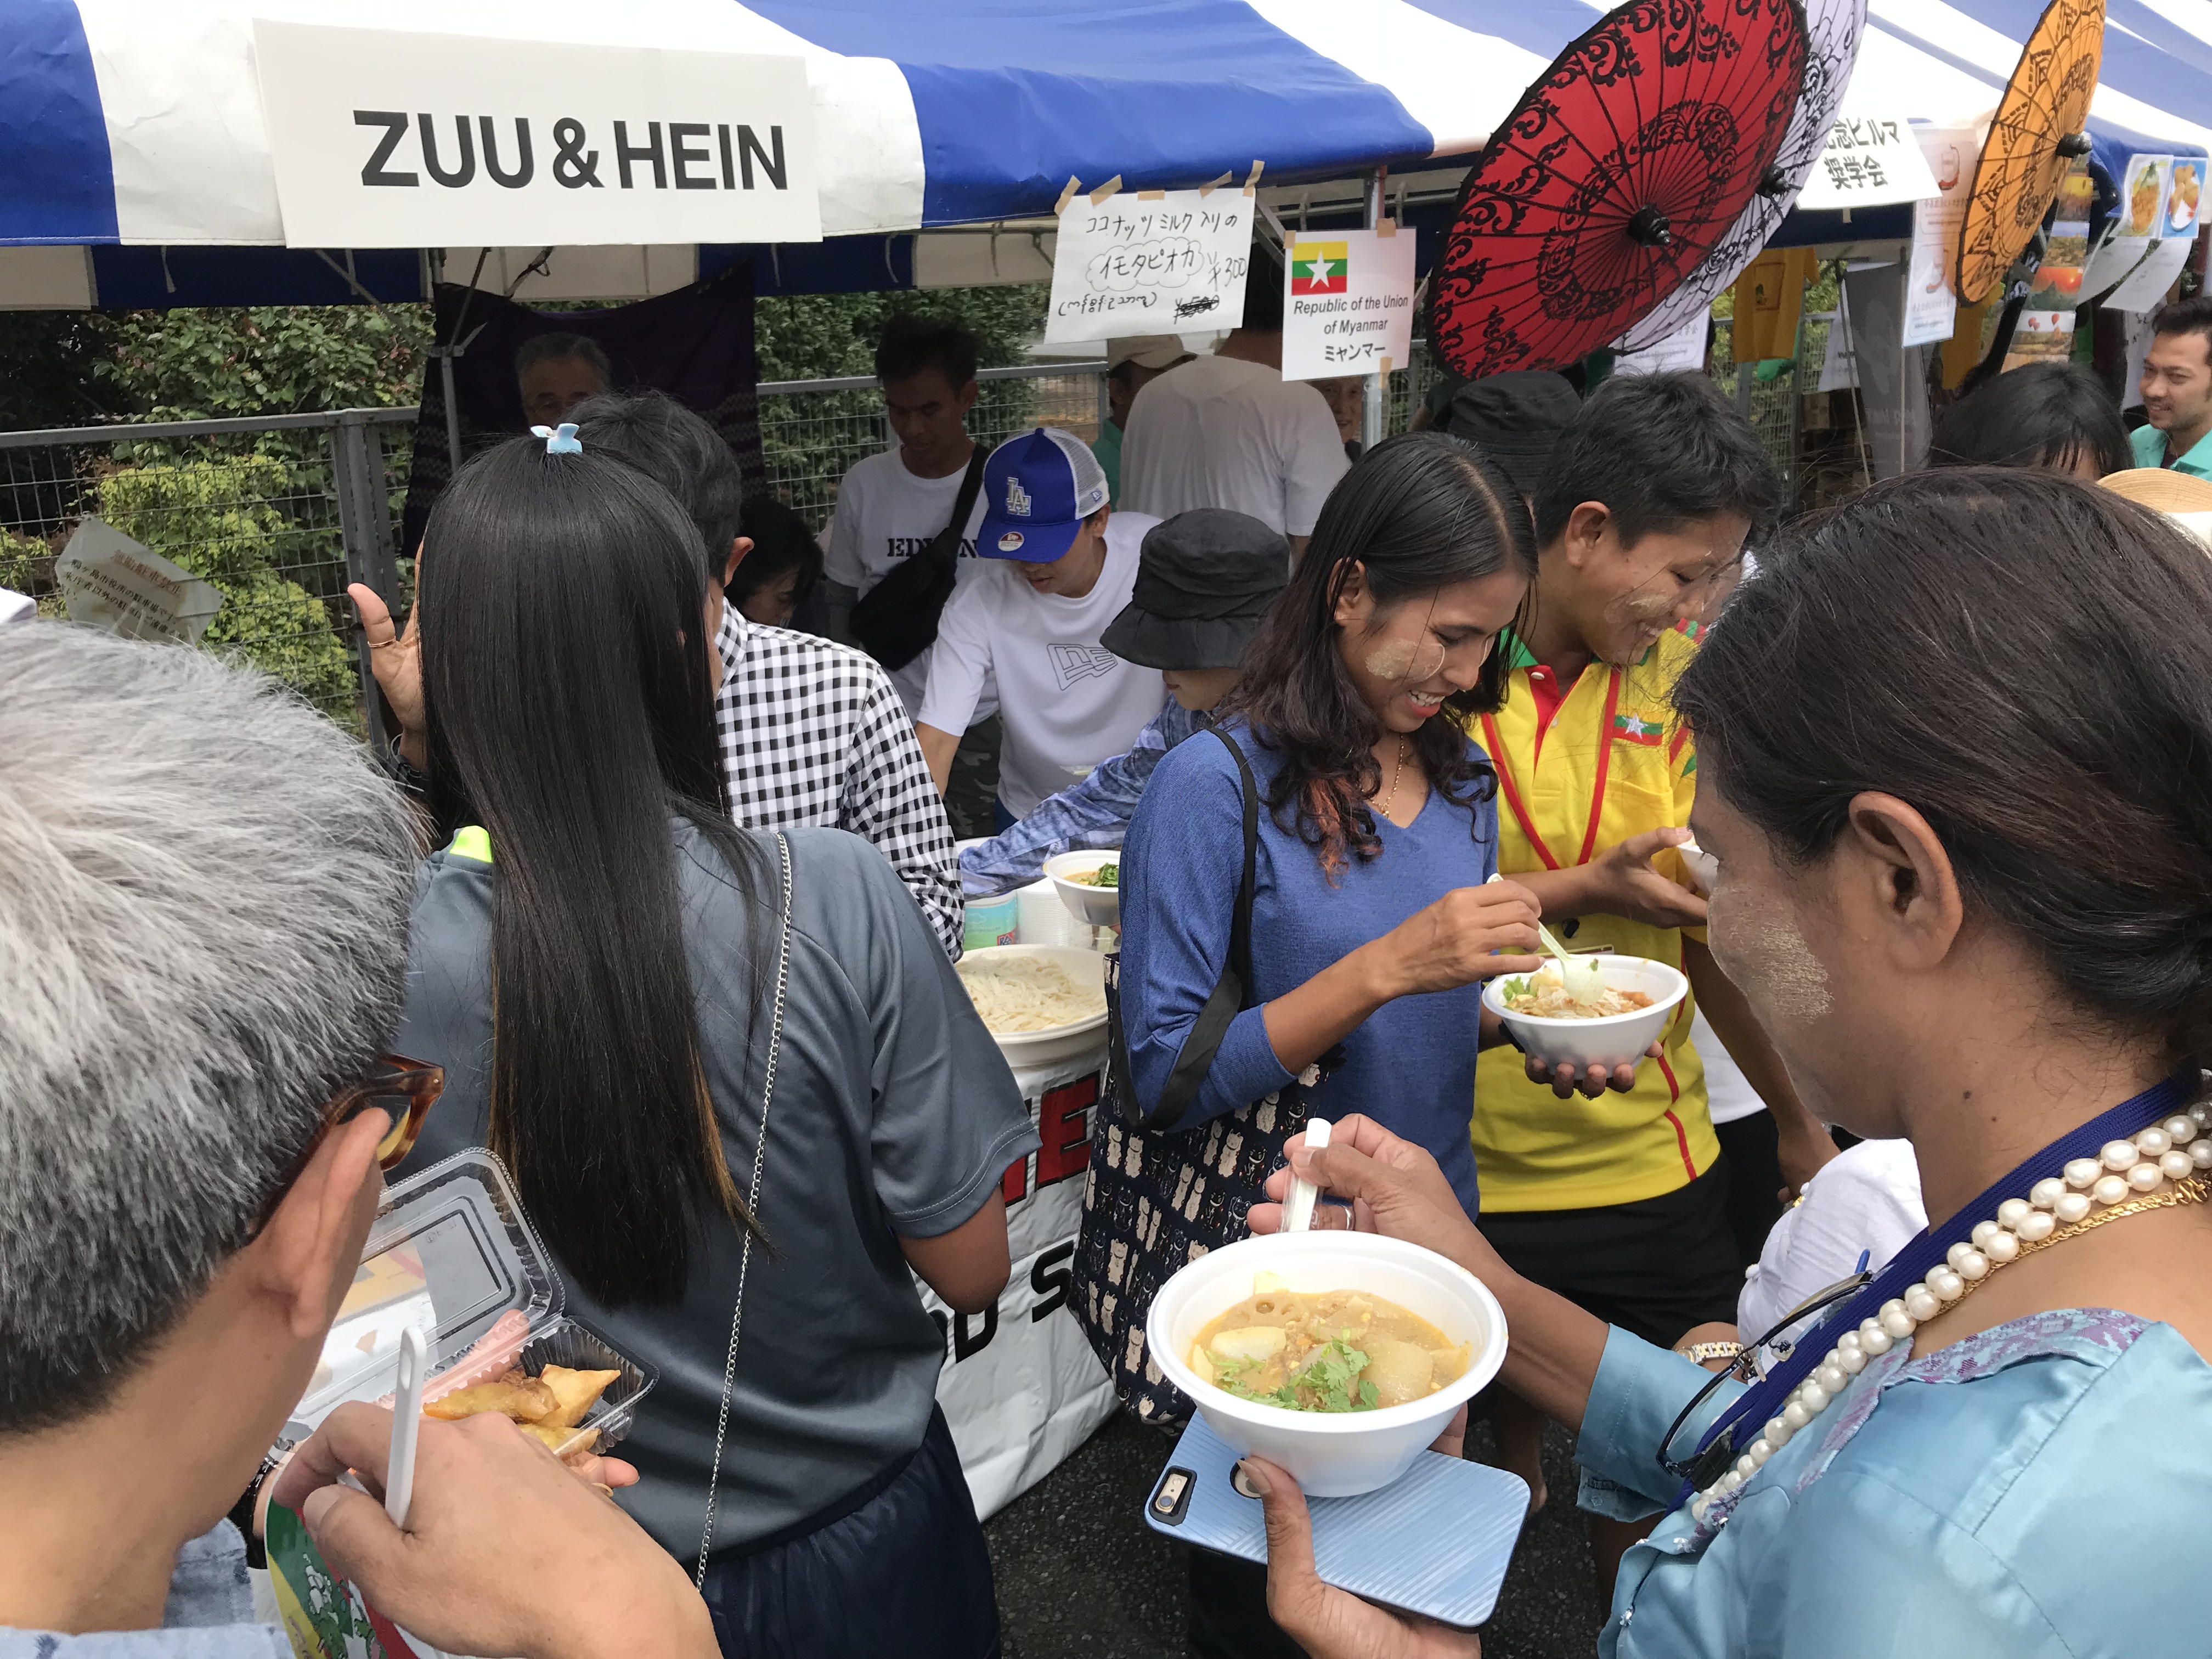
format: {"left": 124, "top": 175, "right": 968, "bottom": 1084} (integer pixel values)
{"left": 917, "top": 511, "right": 1166, "bottom": 819}
{"left": 1737, "top": 1138, "right": 1926, "bottom": 1351}
{"left": 823, "top": 446, "right": 994, "bottom": 712}
{"left": 1692, "top": 1007, "right": 1768, "bottom": 1126}
{"left": 1118, "top": 354, "right": 1350, "bottom": 535}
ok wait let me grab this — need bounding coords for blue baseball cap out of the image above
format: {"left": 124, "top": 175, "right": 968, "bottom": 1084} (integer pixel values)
{"left": 977, "top": 427, "right": 1110, "bottom": 563}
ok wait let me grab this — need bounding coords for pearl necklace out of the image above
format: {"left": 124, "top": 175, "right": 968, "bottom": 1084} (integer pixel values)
{"left": 1690, "top": 1102, "right": 2212, "bottom": 1525}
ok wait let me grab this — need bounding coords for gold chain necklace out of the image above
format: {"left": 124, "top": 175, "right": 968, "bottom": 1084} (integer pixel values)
{"left": 1375, "top": 738, "right": 1412, "bottom": 820}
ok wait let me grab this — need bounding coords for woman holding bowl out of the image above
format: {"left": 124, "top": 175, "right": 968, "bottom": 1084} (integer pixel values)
{"left": 1096, "top": 433, "right": 1650, "bottom": 1656}
{"left": 1245, "top": 467, "right": 2212, "bottom": 1658}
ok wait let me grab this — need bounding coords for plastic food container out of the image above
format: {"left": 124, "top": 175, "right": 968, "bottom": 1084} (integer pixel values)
{"left": 1043, "top": 849, "right": 1122, "bottom": 927}
{"left": 276, "top": 1148, "right": 656, "bottom": 1462}
{"left": 963, "top": 891, "right": 1022, "bottom": 952}
{"left": 956, "top": 943, "right": 1109, "bottom": 1068}
{"left": 1481, "top": 956, "right": 1689, "bottom": 1074}
{"left": 1146, "top": 1231, "right": 1508, "bottom": 1498}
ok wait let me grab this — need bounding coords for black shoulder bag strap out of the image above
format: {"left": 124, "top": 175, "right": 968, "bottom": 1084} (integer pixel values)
{"left": 1138, "top": 723, "right": 1260, "bottom": 1131}
{"left": 941, "top": 446, "right": 988, "bottom": 555}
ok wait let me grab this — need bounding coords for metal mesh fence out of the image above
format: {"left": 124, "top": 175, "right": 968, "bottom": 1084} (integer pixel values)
{"left": 0, "top": 347, "right": 1483, "bottom": 729}
{"left": 761, "top": 363, "right": 1108, "bottom": 531}
{"left": 0, "top": 411, "right": 414, "bottom": 731}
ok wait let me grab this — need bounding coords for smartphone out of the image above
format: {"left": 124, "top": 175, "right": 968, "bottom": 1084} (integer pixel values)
{"left": 1142, "top": 1415, "right": 1530, "bottom": 1630}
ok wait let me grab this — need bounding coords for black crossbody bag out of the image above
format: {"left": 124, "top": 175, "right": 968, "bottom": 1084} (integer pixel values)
{"left": 849, "top": 448, "right": 988, "bottom": 672}
{"left": 1073, "top": 724, "right": 1324, "bottom": 1423}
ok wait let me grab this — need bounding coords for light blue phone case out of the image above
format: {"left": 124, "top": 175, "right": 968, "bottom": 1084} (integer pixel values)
{"left": 1142, "top": 1415, "right": 1530, "bottom": 1630}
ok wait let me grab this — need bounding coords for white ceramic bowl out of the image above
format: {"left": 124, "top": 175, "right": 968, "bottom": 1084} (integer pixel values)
{"left": 957, "top": 944, "right": 1108, "bottom": 1066}
{"left": 1043, "top": 849, "right": 1122, "bottom": 927}
{"left": 1146, "top": 1230, "right": 1508, "bottom": 1497}
{"left": 1678, "top": 841, "right": 1717, "bottom": 895}
{"left": 1481, "top": 956, "right": 1688, "bottom": 1073}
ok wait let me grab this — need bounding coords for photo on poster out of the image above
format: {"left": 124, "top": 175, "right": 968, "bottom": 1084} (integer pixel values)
{"left": 2166, "top": 161, "right": 2202, "bottom": 239}
{"left": 2126, "top": 156, "right": 2172, "bottom": 239}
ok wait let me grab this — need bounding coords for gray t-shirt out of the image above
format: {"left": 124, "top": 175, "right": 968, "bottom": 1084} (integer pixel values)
{"left": 395, "top": 821, "right": 1036, "bottom": 1557}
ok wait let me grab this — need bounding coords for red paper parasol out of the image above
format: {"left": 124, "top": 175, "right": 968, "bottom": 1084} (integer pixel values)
{"left": 1430, "top": 0, "right": 1811, "bottom": 378}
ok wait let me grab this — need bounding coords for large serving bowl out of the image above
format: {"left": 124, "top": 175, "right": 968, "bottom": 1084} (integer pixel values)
{"left": 1043, "top": 849, "right": 1122, "bottom": 927}
{"left": 1481, "top": 956, "right": 1688, "bottom": 1073}
{"left": 956, "top": 944, "right": 1108, "bottom": 1067}
{"left": 1145, "top": 1230, "right": 1507, "bottom": 1497}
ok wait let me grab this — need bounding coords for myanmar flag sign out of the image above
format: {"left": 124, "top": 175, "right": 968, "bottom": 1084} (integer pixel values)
{"left": 1291, "top": 240, "right": 1348, "bottom": 295}
{"left": 1612, "top": 712, "right": 1666, "bottom": 747}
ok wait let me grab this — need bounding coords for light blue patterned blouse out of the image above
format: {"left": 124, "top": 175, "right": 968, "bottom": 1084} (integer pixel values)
{"left": 0, "top": 1522, "right": 287, "bottom": 1657}
{"left": 1578, "top": 1308, "right": 2212, "bottom": 1656}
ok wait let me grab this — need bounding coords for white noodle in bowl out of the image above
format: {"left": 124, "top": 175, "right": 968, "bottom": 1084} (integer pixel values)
{"left": 956, "top": 945, "right": 1109, "bottom": 1065}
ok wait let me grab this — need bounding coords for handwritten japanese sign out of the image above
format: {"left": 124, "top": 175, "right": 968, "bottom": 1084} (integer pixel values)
{"left": 1280, "top": 226, "right": 1416, "bottom": 383}
{"left": 54, "top": 518, "right": 223, "bottom": 646}
{"left": 1793, "top": 108, "right": 1940, "bottom": 212}
{"left": 1045, "top": 191, "right": 1255, "bottom": 343}
{"left": 252, "top": 22, "right": 821, "bottom": 248}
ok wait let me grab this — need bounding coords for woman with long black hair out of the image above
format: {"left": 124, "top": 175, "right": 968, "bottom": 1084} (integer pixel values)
{"left": 391, "top": 431, "right": 1034, "bottom": 1659}
{"left": 1083, "top": 433, "right": 1639, "bottom": 1658}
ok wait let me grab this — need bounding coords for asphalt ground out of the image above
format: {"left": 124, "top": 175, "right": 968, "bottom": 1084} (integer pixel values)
{"left": 983, "top": 1410, "right": 1609, "bottom": 1659}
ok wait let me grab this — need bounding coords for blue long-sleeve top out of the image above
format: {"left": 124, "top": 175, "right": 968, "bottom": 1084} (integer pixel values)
{"left": 958, "top": 695, "right": 1201, "bottom": 896}
{"left": 1119, "top": 719, "right": 1499, "bottom": 1216}
{"left": 1576, "top": 1307, "right": 2212, "bottom": 1656}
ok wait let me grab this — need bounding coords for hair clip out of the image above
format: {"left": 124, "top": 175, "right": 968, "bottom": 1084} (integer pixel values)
{"left": 532, "top": 422, "right": 582, "bottom": 455}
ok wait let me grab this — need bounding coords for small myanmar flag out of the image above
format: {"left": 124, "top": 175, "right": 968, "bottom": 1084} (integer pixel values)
{"left": 1612, "top": 712, "right": 1665, "bottom": 747}
{"left": 1291, "top": 240, "right": 1348, "bottom": 295}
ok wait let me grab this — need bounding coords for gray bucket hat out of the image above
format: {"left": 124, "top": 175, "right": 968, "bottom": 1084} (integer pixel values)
{"left": 1100, "top": 509, "right": 1290, "bottom": 670}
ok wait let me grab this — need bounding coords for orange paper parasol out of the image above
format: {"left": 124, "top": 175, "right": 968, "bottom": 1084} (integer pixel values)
{"left": 1953, "top": 0, "right": 2106, "bottom": 306}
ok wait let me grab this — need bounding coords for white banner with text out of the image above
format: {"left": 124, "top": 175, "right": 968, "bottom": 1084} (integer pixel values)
{"left": 253, "top": 23, "right": 821, "bottom": 249}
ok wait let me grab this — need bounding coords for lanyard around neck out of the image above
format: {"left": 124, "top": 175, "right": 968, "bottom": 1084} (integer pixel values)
{"left": 1481, "top": 668, "right": 1621, "bottom": 871}
{"left": 1672, "top": 1066, "right": 2201, "bottom": 1509}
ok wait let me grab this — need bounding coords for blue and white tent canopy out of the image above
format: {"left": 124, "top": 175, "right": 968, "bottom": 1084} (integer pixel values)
{"left": 2, "top": 0, "right": 2209, "bottom": 306}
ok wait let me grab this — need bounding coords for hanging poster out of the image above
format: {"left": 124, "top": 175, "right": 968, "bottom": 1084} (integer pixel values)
{"left": 1792, "top": 108, "right": 1942, "bottom": 212}
{"left": 1045, "top": 190, "right": 1256, "bottom": 343}
{"left": 2085, "top": 155, "right": 2171, "bottom": 297}
{"left": 252, "top": 22, "right": 821, "bottom": 248}
{"left": 2002, "top": 307, "right": 2078, "bottom": 370}
{"left": 1279, "top": 224, "right": 1417, "bottom": 382}
{"left": 54, "top": 518, "right": 223, "bottom": 646}
{"left": 2165, "top": 160, "right": 2202, "bottom": 239}
{"left": 1611, "top": 312, "right": 1709, "bottom": 375}
{"left": 1902, "top": 127, "right": 1976, "bottom": 348}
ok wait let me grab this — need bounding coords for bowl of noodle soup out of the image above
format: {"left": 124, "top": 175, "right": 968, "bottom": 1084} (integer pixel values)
{"left": 956, "top": 945, "right": 1109, "bottom": 1065}
{"left": 1480, "top": 955, "right": 1687, "bottom": 1073}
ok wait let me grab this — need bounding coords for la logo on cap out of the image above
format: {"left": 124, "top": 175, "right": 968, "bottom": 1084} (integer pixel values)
{"left": 1005, "top": 477, "right": 1032, "bottom": 517}
{"left": 998, "top": 531, "right": 1026, "bottom": 552}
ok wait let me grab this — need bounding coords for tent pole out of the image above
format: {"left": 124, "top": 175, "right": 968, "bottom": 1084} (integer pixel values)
{"left": 1361, "top": 166, "right": 1386, "bottom": 452}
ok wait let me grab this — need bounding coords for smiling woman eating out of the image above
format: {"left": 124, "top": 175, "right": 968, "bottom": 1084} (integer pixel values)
{"left": 1093, "top": 432, "right": 1639, "bottom": 1658}
{"left": 1244, "top": 467, "right": 2212, "bottom": 1659}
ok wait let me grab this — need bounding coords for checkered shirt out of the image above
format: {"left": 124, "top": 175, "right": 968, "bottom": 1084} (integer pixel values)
{"left": 714, "top": 607, "right": 962, "bottom": 957}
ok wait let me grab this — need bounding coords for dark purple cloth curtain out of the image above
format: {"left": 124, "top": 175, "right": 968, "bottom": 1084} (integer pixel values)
{"left": 400, "top": 261, "right": 762, "bottom": 555}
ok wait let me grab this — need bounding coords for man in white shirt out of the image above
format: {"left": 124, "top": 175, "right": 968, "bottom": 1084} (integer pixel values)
{"left": 916, "top": 428, "right": 1165, "bottom": 831}
{"left": 821, "top": 314, "right": 993, "bottom": 712}
{"left": 1118, "top": 243, "right": 1350, "bottom": 556}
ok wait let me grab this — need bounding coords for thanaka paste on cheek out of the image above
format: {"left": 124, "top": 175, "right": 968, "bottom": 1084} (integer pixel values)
{"left": 1714, "top": 887, "right": 1833, "bottom": 1024}
{"left": 1365, "top": 636, "right": 1419, "bottom": 681}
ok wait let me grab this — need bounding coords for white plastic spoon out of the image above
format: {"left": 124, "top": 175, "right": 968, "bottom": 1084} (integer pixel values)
{"left": 1486, "top": 874, "right": 1604, "bottom": 1007}
{"left": 1282, "top": 1118, "right": 1332, "bottom": 1233}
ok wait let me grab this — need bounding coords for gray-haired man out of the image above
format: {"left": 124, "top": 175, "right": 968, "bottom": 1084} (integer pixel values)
{"left": 0, "top": 626, "right": 715, "bottom": 1658}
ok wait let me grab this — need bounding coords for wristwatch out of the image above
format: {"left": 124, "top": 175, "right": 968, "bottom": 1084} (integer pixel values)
{"left": 1677, "top": 1340, "right": 1744, "bottom": 1368}
{"left": 385, "top": 733, "right": 430, "bottom": 802}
